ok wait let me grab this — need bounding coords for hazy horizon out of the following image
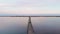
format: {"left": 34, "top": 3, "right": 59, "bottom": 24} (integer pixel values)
{"left": 0, "top": 0, "right": 60, "bottom": 34}
{"left": 0, "top": 14, "right": 60, "bottom": 16}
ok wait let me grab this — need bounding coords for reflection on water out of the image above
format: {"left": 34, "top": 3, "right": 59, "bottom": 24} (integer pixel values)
{"left": 0, "top": 17, "right": 28, "bottom": 34}
{"left": 31, "top": 17, "right": 60, "bottom": 34}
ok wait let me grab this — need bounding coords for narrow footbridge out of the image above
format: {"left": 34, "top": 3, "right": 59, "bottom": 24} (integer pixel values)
{"left": 27, "top": 16, "right": 34, "bottom": 34}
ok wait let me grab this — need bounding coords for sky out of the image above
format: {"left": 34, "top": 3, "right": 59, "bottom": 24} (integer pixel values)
{"left": 0, "top": 0, "right": 60, "bottom": 15}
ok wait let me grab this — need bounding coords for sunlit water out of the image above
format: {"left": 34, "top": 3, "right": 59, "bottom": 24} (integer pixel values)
{"left": 0, "top": 17, "right": 60, "bottom": 34}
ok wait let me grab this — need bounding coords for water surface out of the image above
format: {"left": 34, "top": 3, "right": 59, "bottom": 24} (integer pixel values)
{"left": 31, "top": 17, "right": 60, "bottom": 34}
{"left": 0, "top": 17, "right": 28, "bottom": 34}
{"left": 0, "top": 17, "right": 60, "bottom": 34}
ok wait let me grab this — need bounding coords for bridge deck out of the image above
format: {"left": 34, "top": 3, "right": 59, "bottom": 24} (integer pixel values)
{"left": 27, "top": 17, "right": 34, "bottom": 34}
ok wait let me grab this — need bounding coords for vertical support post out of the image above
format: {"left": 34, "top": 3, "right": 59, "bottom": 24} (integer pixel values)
{"left": 27, "top": 16, "right": 34, "bottom": 34}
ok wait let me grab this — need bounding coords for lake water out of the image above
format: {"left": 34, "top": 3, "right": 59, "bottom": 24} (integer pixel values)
{"left": 0, "top": 17, "right": 60, "bottom": 34}
{"left": 31, "top": 17, "right": 60, "bottom": 34}
{"left": 0, "top": 17, "right": 28, "bottom": 34}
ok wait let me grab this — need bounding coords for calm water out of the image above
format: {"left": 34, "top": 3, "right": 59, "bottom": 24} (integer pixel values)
{"left": 0, "top": 17, "right": 28, "bottom": 34}
{"left": 0, "top": 17, "right": 60, "bottom": 34}
{"left": 31, "top": 17, "right": 60, "bottom": 34}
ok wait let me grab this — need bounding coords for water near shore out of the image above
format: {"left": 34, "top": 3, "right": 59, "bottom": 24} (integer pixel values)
{"left": 0, "top": 17, "right": 60, "bottom": 34}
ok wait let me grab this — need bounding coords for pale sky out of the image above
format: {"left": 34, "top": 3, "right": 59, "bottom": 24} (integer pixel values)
{"left": 0, "top": 0, "right": 60, "bottom": 15}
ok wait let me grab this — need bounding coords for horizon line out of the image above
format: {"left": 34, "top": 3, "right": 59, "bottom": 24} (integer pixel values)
{"left": 0, "top": 16, "right": 60, "bottom": 17}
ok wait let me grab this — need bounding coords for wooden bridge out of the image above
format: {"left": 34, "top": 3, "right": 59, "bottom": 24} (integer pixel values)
{"left": 27, "top": 16, "right": 34, "bottom": 34}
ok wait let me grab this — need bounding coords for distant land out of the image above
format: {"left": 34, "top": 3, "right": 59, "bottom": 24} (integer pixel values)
{"left": 0, "top": 14, "right": 60, "bottom": 16}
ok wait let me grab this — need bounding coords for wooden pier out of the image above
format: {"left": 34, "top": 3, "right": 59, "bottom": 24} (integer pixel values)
{"left": 27, "top": 16, "right": 34, "bottom": 34}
